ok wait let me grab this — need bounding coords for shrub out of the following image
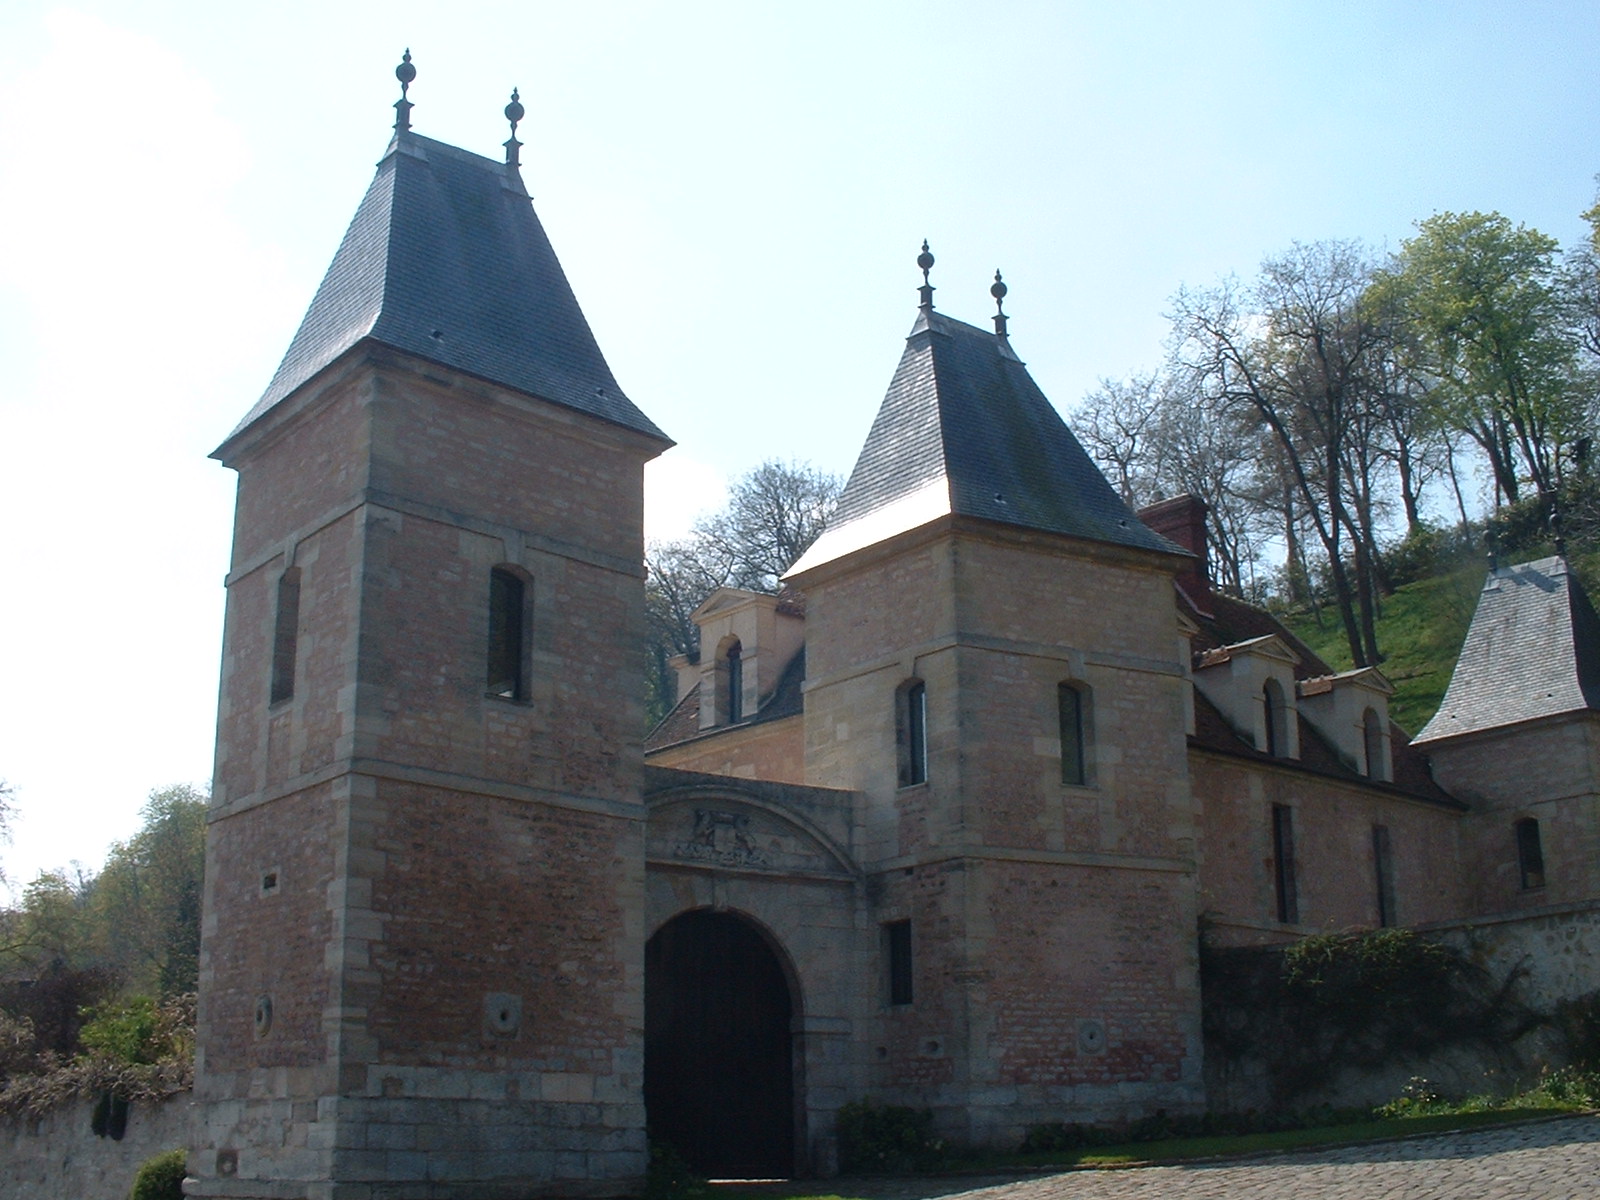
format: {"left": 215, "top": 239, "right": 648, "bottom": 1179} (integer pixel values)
{"left": 80, "top": 998, "right": 162, "bottom": 1067}
{"left": 1203, "top": 928, "right": 1541, "bottom": 1105}
{"left": 129, "top": 1148, "right": 186, "bottom": 1200}
{"left": 644, "top": 1140, "right": 705, "bottom": 1200}
{"left": 836, "top": 1098, "right": 946, "bottom": 1173}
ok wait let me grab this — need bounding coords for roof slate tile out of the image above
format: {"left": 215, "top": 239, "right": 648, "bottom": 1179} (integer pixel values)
{"left": 223, "top": 132, "right": 667, "bottom": 448}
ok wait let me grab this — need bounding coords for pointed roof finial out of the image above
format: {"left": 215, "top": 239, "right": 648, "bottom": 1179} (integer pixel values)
{"left": 394, "top": 49, "right": 416, "bottom": 132}
{"left": 1486, "top": 524, "right": 1500, "bottom": 572}
{"left": 1551, "top": 502, "right": 1567, "bottom": 557}
{"left": 504, "top": 87, "right": 525, "bottom": 167}
{"left": 991, "top": 269, "right": 1009, "bottom": 338}
{"left": 917, "top": 239, "right": 936, "bottom": 311}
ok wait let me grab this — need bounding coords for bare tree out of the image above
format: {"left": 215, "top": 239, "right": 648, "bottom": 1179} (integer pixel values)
{"left": 1174, "top": 242, "right": 1397, "bottom": 666}
{"left": 643, "top": 460, "right": 843, "bottom": 725}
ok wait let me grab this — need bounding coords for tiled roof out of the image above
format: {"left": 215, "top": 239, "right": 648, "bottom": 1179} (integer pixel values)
{"left": 787, "top": 309, "right": 1183, "bottom": 577}
{"left": 1415, "top": 555, "right": 1600, "bottom": 742}
{"left": 222, "top": 131, "right": 668, "bottom": 448}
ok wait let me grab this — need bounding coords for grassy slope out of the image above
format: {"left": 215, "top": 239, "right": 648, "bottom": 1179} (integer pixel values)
{"left": 1279, "top": 549, "right": 1600, "bottom": 736}
{"left": 1277, "top": 566, "right": 1487, "bottom": 736}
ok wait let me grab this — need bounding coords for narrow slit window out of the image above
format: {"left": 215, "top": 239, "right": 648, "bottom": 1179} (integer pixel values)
{"left": 897, "top": 681, "right": 928, "bottom": 787}
{"left": 726, "top": 641, "right": 743, "bottom": 723}
{"left": 1516, "top": 818, "right": 1545, "bottom": 890}
{"left": 1372, "top": 824, "right": 1396, "bottom": 927}
{"left": 269, "top": 568, "right": 301, "bottom": 705}
{"left": 885, "top": 920, "right": 913, "bottom": 1006}
{"left": 487, "top": 568, "right": 527, "bottom": 700}
{"left": 1059, "top": 682, "right": 1087, "bottom": 786}
{"left": 1262, "top": 678, "right": 1287, "bottom": 756}
{"left": 1272, "top": 803, "right": 1298, "bottom": 924}
{"left": 1363, "top": 708, "right": 1387, "bottom": 779}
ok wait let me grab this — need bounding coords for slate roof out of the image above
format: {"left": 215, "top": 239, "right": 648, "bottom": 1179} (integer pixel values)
{"left": 1414, "top": 555, "right": 1600, "bottom": 743}
{"left": 645, "top": 648, "right": 807, "bottom": 753}
{"left": 1180, "top": 569, "right": 1455, "bottom": 805}
{"left": 786, "top": 309, "right": 1183, "bottom": 577}
{"left": 222, "top": 131, "right": 667, "bottom": 449}
{"left": 1191, "top": 691, "right": 1460, "bottom": 809}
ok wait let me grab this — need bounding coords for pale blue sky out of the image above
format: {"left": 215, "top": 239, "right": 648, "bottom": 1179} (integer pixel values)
{"left": 1, "top": 0, "right": 1597, "bottom": 886}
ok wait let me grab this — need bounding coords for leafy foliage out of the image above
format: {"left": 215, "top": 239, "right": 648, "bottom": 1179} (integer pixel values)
{"left": 1202, "top": 928, "right": 1542, "bottom": 1105}
{"left": 835, "top": 1098, "right": 948, "bottom": 1173}
{"left": 0, "top": 993, "right": 195, "bottom": 1117}
{"left": 129, "top": 1148, "right": 187, "bottom": 1200}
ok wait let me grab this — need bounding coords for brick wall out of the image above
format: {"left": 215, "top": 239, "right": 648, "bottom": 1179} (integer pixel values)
{"left": 1193, "top": 751, "right": 1466, "bottom": 943}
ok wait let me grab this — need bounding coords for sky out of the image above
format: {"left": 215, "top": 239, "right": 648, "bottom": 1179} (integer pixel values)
{"left": 1, "top": 0, "right": 1597, "bottom": 891}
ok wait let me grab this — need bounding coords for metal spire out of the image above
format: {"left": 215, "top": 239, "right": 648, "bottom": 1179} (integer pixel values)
{"left": 1551, "top": 503, "right": 1567, "bottom": 557}
{"left": 504, "top": 88, "right": 525, "bottom": 167}
{"left": 917, "top": 240, "right": 936, "bottom": 312}
{"left": 991, "top": 269, "right": 1009, "bottom": 338}
{"left": 394, "top": 49, "right": 416, "bottom": 132}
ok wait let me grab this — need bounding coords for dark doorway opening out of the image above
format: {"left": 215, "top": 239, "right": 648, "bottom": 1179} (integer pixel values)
{"left": 645, "top": 909, "right": 796, "bottom": 1177}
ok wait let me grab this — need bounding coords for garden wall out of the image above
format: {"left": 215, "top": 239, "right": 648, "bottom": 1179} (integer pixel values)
{"left": 0, "top": 1093, "right": 189, "bottom": 1200}
{"left": 1204, "top": 903, "right": 1600, "bottom": 1113}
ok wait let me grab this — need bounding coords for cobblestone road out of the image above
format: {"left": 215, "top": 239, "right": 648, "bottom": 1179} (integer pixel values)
{"left": 813, "top": 1115, "right": 1600, "bottom": 1200}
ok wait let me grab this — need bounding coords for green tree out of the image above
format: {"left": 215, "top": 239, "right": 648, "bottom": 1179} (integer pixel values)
{"left": 90, "top": 785, "right": 206, "bottom": 998}
{"left": 1377, "top": 211, "right": 1583, "bottom": 504}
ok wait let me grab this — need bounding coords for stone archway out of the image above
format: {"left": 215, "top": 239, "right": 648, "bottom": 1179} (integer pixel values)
{"left": 644, "top": 909, "right": 796, "bottom": 1177}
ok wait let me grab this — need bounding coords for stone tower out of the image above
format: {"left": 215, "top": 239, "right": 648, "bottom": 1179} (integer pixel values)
{"left": 193, "top": 62, "right": 670, "bottom": 1199}
{"left": 787, "top": 256, "right": 1204, "bottom": 1143}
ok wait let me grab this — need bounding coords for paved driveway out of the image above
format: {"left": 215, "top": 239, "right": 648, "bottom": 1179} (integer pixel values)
{"left": 808, "top": 1114, "right": 1600, "bottom": 1200}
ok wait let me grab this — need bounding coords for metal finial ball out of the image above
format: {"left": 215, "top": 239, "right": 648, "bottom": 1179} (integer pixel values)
{"left": 991, "top": 270, "right": 1007, "bottom": 301}
{"left": 917, "top": 239, "right": 934, "bottom": 275}
{"left": 396, "top": 49, "right": 416, "bottom": 87}
{"left": 505, "top": 88, "right": 525, "bottom": 125}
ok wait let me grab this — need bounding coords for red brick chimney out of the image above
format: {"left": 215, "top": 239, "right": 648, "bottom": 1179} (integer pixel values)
{"left": 1138, "top": 494, "right": 1210, "bottom": 603}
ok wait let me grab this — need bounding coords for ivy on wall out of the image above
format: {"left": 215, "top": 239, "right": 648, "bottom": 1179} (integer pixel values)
{"left": 1201, "top": 928, "right": 1546, "bottom": 1104}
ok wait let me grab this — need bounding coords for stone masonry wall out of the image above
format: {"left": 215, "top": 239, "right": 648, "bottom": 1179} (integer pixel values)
{"left": 0, "top": 1095, "right": 190, "bottom": 1200}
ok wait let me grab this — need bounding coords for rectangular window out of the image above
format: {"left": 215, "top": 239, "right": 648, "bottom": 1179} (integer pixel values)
{"left": 1272, "top": 803, "right": 1298, "bottom": 924}
{"left": 269, "top": 568, "right": 301, "bottom": 705}
{"left": 1372, "top": 824, "right": 1396, "bottom": 927}
{"left": 487, "top": 568, "right": 527, "bottom": 700}
{"left": 1516, "top": 818, "right": 1546, "bottom": 890}
{"left": 885, "top": 920, "right": 913, "bottom": 1006}
{"left": 1059, "top": 683, "right": 1085, "bottom": 786}
{"left": 898, "top": 682, "right": 928, "bottom": 787}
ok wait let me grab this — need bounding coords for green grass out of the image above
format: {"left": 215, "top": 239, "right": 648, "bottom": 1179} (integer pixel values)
{"left": 1279, "top": 565, "right": 1487, "bottom": 735}
{"left": 706, "top": 1090, "right": 1595, "bottom": 1200}
{"left": 1278, "top": 547, "right": 1600, "bottom": 736}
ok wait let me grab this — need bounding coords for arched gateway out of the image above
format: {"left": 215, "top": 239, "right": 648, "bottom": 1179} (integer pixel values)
{"left": 645, "top": 910, "right": 797, "bottom": 1177}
